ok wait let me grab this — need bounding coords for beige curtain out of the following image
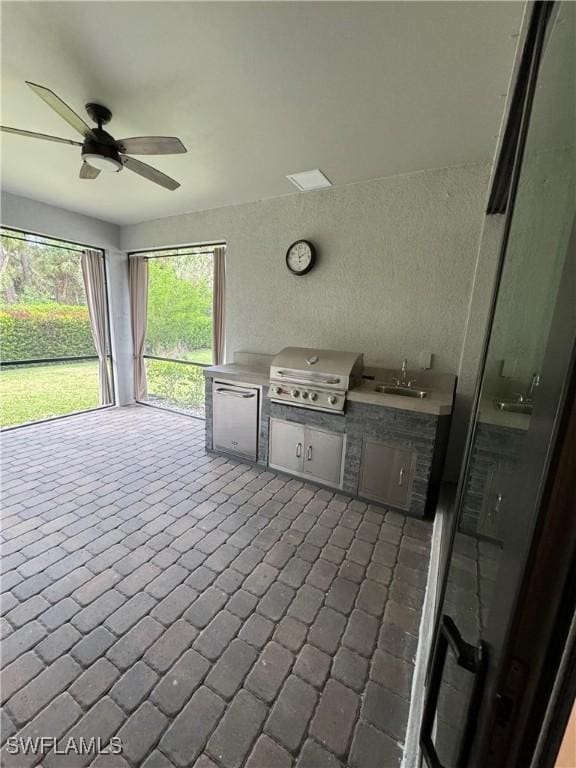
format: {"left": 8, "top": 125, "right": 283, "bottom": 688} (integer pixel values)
{"left": 81, "top": 250, "right": 113, "bottom": 405}
{"left": 129, "top": 256, "right": 149, "bottom": 400}
{"left": 212, "top": 246, "right": 226, "bottom": 365}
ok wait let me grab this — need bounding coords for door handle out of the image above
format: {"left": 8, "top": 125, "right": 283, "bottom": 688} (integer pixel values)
{"left": 216, "top": 388, "right": 256, "bottom": 398}
{"left": 420, "top": 615, "right": 486, "bottom": 768}
{"left": 398, "top": 466, "right": 405, "bottom": 486}
{"left": 306, "top": 445, "right": 312, "bottom": 461}
{"left": 296, "top": 442, "right": 302, "bottom": 458}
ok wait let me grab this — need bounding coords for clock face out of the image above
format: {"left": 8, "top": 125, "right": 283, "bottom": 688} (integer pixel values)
{"left": 286, "top": 240, "right": 316, "bottom": 275}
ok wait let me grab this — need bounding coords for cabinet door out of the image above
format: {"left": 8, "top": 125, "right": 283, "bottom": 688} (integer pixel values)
{"left": 269, "top": 419, "right": 305, "bottom": 474}
{"left": 212, "top": 382, "right": 259, "bottom": 460}
{"left": 303, "top": 428, "right": 344, "bottom": 487}
{"left": 359, "top": 439, "right": 416, "bottom": 509}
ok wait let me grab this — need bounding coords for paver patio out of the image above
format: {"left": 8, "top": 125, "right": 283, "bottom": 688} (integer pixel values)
{"left": 0, "top": 406, "right": 431, "bottom": 768}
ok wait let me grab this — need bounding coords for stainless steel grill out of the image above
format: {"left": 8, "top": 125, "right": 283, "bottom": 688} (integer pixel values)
{"left": 269, "top": 347, "right": 364, "bottom": 413}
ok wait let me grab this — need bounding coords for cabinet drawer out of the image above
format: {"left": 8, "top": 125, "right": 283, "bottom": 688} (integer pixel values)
{"left": 359, "top": 438, "right": 416, "bottom": 509}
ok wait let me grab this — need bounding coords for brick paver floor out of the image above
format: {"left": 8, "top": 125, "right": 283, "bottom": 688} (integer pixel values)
{"left": 1, "top": 405, "right": 432, "bottom": 768}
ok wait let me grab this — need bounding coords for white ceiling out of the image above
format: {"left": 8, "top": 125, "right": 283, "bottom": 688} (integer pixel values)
{"left": 1, "top": 1, "right": 524, "bottom": 225}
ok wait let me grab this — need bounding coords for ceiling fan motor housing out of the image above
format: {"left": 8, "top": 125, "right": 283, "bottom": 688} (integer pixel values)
{"left": 82, "top": 131, "right": 123, "bottom": 172}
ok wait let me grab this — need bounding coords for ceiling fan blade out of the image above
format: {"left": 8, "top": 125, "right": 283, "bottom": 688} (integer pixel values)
{"left": 121, "top": 155, "right": 180, "bottom": 191}
{"left": 117, "top": 136, "right": 187, "bottom": 155}
{"left": 80, "top": 162, "right": 100, "bottom": 180}
{"left": 1, "top": 125, "right": 82, "bottom": 146}
{"left": 26, "top": 81, "right": 95, "bottom": 139}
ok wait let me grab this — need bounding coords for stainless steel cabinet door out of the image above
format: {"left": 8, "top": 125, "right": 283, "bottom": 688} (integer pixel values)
{"left": 303, "top": 427, "right": 344, "bottom": 487}
{"left": 212, "top": 382, "right": 259, "bottom": 460}
{"left": 359, "top": 438, "right": 416, "bottom": 509}
{"left": 269, "top": 418, "right": 304, "bottom": 474}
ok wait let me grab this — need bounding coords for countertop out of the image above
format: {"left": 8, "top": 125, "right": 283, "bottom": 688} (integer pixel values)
{"left": 205, "top": 363, "right": 454, "bottom": 416}
{"left": 348, "top": 381, "right": 453, "bottom": 416}
{"left": 204, "top": 364, "right": 270, "bottom": 387}
{"left": 477, "top": 400, "right": 531, "bottom": 431}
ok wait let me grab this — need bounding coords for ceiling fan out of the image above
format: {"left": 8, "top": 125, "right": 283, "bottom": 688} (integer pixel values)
{"left": 1, "top": 81, "right": 187, "bottom": 190}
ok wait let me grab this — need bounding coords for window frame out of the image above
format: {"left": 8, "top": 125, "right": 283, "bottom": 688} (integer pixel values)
{"left": 128, "top": 241, "right": 225, "bottom": 420}
{"left": 0, "top": 226, "right": 116, "bottom": 429}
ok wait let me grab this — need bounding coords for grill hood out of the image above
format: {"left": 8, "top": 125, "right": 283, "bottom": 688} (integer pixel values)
{"left": 271, "top": 347, "right": 363, "bottom": 386}
{"left": 269, "top": 347, "right": 364, "bottom": 413}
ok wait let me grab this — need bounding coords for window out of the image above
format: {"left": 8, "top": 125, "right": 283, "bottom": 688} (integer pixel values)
{"left": 0, "top": 227, "right": 114, "bottom": 427}
{"left": 133, "top": 244, "right": 222, "bottom": 419}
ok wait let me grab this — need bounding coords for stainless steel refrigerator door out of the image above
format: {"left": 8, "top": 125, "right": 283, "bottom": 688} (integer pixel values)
{"left": 212, "top": 382, "right": 259, "bottom": 460}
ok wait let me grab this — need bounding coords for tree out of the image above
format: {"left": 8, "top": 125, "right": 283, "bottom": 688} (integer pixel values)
{"left": 0, "top": 230, "right": 86, "bottom": 306}
{"left": 146, "top": 255, "right": 213, "bottom": 357}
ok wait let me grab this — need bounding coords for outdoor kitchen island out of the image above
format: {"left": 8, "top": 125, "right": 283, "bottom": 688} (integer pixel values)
{"left": 204, "top": 350, "right": 455, "bottom": 519}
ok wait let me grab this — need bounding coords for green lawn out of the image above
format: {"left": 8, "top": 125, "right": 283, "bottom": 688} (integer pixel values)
{"left": 0, "top": 361, "right": 101, "bottom": 427}
{"left": 147, "top": 347, "right": 212, "bottom": 364}
{"left": 186, "top": 347, "right": 212, "bottom": 364}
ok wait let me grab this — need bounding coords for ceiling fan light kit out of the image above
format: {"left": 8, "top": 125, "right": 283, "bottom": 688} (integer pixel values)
{"left": 82, "top": 141, "right": 123, "bottom": 173}
{"left": 1, "top": 81, "right": 187, "bottom": 190}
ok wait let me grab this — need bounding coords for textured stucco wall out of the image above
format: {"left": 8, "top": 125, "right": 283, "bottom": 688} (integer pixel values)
{"left": 122, "top": 163, "right": 491, "bottom": 375}
{"left": 0, "top": 192, "right": 134, "bottom": 405}
{"left": 444, "top": 214, "right": 506, "bottom": 478}
{"left": 484, "top": 146, "right": 575, "bottom": 396}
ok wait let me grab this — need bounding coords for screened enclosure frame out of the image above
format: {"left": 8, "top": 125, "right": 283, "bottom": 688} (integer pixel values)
{"left": 128, "top": 241, "right": 225, "bottom": 420}
{"left": 0, "top": 226, "right": 116, "bottom": 428}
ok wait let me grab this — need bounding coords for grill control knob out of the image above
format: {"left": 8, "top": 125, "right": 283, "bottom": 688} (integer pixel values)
{"left": 328, "top": 395, "right": 337, "bottom": 405}
{"left": 301, "top": 391, "right": 309, "bottom": 399}
{"left": 273, "top": 386, "right": 282, "bottom": 395}
{"left": 309, "top": 392, "right": 318, "bottom": 402}
{"left": 291, "top": 389, "right": 300, "bottom": 398}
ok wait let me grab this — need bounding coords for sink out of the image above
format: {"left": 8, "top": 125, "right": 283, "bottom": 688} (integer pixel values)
{"left": 494, "top": 399, "right": 533, "bottom": 415}
{"left": 374, "top": 385, "right": 428, "bottom": 399}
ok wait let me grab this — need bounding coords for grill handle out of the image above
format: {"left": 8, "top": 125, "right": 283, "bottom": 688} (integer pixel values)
{"left": 275, "top": 371, "right": 340, "bottom": 385}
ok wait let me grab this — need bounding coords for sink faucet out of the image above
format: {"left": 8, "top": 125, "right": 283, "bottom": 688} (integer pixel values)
{"left": 516, "top": 372, "right": 540, "bottom": 403}
{"left": 393, "top": 359, "right": 414, "bottom": 388}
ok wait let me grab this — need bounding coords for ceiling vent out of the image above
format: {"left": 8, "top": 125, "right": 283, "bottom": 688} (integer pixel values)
{"left": 286, "top": 169, "right": 332, "bottom": 191}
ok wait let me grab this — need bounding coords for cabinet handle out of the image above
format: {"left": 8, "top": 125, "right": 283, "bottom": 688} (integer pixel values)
{"left": 307, "top": 445, "right": 312, "bottom": 461}
{"left": 398, "top": 466, "right": 405, "bottom": 486}
{"left": 296, "top": 442, "right": 302, "bottom": 458}
{"left": 489, "top": 492, "right": 503, "bottom": 521}
{"left": 215, "top": 388, "right": 256, "bottom": 398}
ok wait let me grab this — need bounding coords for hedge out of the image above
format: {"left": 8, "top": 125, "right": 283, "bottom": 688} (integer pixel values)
{"left": 146, "top": 314, "right": 212, "bottom": 358}
{"left": 146, "top": 359, "right": 205, "bottom": 410}
{"left": 0, "top": 300, "right": 213, "bottom": 364}
{"left": 0, "top": 304, "right": 95, "bottom": 361}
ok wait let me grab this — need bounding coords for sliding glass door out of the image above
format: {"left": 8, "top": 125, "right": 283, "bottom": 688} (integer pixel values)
{"left": 134, "top": 245, "right": 219, "bottom": 419}
{"left": 0, "top": 227, "right": 114, "bottom": 427}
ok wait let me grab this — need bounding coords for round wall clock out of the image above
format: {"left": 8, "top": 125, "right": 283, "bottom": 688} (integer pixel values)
{"left": 285, "top": 239, "right": 317, "bottom": 276}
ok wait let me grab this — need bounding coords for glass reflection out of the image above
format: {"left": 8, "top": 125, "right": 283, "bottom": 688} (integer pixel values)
{"left": 431, "top": 5, "right": 575, "bottom": 765}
